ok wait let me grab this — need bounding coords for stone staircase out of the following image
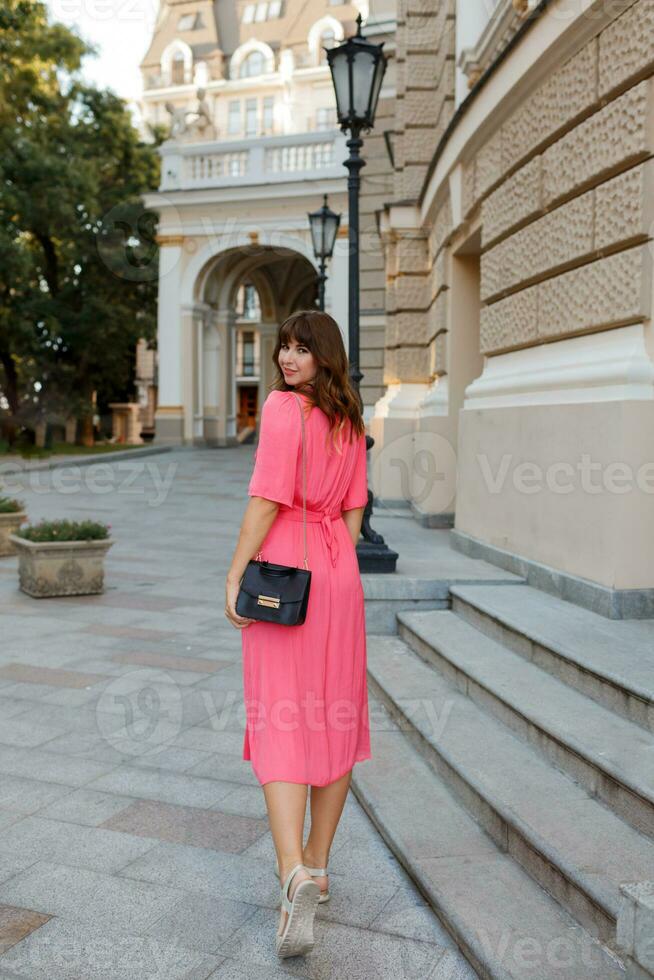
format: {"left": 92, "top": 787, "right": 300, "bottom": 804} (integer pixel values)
{"left": 353, "top": 580, "right": 654, "bottom": 979}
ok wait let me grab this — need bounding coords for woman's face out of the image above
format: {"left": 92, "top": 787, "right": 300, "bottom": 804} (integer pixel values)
{"left": 279, "top": 337, "right": 317, "bottom": 388}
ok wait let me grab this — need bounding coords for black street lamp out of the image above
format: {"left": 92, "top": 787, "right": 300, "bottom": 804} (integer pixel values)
{"left": 308, "top": 194, "right": 341, "bottom": 311}
{"left": 326, "top": 13, "right": 397, "bottom": 573}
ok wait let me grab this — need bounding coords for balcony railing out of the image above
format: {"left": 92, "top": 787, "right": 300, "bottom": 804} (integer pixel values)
{"left": 159, "top": 129, "right": 348, "bottom": 191}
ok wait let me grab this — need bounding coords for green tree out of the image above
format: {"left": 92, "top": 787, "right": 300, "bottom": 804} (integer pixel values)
{"left": 0, "top": 0, "right": 162, "bottom": 445}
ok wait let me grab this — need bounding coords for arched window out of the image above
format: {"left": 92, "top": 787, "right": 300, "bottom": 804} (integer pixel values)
{"left": 236, "top": 283, "right": 261, "bottom": 320}
{"left": 172, "top": 50, "right": 186, "bottom": 84}
{"left": 239, "top": 50, "right": 266, "bottom": 78}
{"left": 319, "top": 29, "right": 335, "bottom": 64}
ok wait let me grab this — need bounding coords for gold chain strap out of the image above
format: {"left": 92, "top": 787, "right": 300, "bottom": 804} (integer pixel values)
{"left": 292, "top": 392, "right": 309, "bottom": 570}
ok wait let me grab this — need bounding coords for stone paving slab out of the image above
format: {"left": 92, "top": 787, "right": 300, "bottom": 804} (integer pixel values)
{"left": 0, "top": 906, "right": 51, "bottom": 956}
{"left": 0, "top": 665, "right": 108, "bottom": 690}
{"left": 0, "top": 446, "right": 478, "bottom": 978}
{"left": 0, "top": 816, "right": 158, "bottom": 874}
{"left": 102, "top": 798, "right": 269, "bottom": 852}
{"left": 0, "top": 862, "right": 186, "bottom": 933}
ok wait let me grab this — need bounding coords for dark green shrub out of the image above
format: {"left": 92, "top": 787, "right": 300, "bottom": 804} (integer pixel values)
{"left": 17, "top": 519, "right": 110, "bottom": 542}
{"left": 0, "top": 496, "right": 24, "bottom": 514}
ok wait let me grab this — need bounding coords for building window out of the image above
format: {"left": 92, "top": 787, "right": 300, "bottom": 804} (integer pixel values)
{"left": 245, "top": 98, "right": 257, "bottom": 136}
{"left": 262, "top": 95, "right": 274, "bottom": 134}
{"left": 239, "top": 50, "right": 266, "bottom": 77}
{"left": 315, "top": 106, "right": 336, "bottom": 130}
{"left": 172, "top": 51, "right": 186, "bottom": 84}
{"left": 242, "top": 330, "right": 256, "bottom": 372}
{"left": 178, "top": 12, "right": 200, "bottom": 30}
{"left": 243, "top": 0, "right": 281, "bottom": 20}
{"left": 228, "top": 100, "right": 241, "bottom": 135}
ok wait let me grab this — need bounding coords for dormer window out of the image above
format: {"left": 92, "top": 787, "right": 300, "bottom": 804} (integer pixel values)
{"left": 178, "top": 12, "right": 201, "bottom": 30}
{"left": 239, "top": 50, "right": 266, "bottom": 77}
{"left": 308, "top": 17, "right": 343, "bottom": 68}
{"left": 319, "top": 29, "right": 335, "bottom": 64}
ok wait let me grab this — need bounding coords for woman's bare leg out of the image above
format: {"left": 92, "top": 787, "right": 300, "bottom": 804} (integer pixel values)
{"left": 263, "top": 780, "right": 313, "bottom": 932}
{"left": 303, "top": 769, "right": 352, "bottom": 895}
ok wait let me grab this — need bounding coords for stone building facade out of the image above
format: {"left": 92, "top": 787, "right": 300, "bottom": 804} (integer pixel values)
{"left": 140, "top": 0, "right": 395, "bottom": 445}
{"left": 372, "top": 0, "right": 654, "bottom": 616}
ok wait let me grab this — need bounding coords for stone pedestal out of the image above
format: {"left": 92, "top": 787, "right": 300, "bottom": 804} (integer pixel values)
{"left": 108, "top": 403, "right": 143, "bottom": 445}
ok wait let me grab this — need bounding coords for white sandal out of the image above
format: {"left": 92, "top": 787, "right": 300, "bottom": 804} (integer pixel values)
{"left": 275, "top": 863, "right": 320, "bottom": 958}
{"left": 275, "top": 858, "right": 330, "bottom": 902}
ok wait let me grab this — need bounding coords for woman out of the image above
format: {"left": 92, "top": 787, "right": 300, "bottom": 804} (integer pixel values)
{"left": 225, "top": 309, "right": 371, "bottom": 959}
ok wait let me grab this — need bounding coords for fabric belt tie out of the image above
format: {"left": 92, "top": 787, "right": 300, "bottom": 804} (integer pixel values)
{"left": 277, "top": 505, "right": 341, "bottom": 567}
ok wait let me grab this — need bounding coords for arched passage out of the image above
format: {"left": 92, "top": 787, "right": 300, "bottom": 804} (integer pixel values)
{"left": 176, "top": 243, "right": 319, "bottom": 445}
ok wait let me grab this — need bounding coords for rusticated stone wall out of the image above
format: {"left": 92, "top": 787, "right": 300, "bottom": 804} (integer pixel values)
{"left": 394, "top": 0, "right": 455, "bottom": 200}
{"left": 383, "top": 0, "right": 456, "bottom": 386}
{"left": 460, "top": 0, "right": 654, "bottom": 357}
{"left": 381, "top": 0, "right": 654, "bottom": 386}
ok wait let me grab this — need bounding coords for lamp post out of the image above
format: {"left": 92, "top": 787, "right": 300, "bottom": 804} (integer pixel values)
{"left": 327, "top": 13, "right": 398, "bottom": 573}
{"left": 308, "top": 194, "right": 341, "bottom": 311}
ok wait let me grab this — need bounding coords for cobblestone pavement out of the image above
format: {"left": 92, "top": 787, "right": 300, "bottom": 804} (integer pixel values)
{"left": 0, "top": 447, "right": 477, "bottom": 980}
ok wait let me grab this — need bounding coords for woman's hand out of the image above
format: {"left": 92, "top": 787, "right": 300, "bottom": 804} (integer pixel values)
{"left": 225, "top": 575, "right": 256, "bottom": 629}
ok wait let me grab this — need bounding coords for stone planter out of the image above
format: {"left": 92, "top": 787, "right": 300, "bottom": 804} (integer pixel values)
{"left": 0, "top": 512, "right": 26, "bottom": 557}
{"left": 9, "top": 535, "right": 113, "bottom": 597}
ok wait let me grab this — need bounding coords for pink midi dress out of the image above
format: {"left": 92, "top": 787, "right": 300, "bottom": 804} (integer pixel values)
{"left": 241, "top": 388, "right": 372, "bottom": 786}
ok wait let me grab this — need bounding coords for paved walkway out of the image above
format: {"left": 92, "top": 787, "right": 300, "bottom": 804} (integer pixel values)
{"left": 0, "top": 447, "right": 477, "bottom": 980}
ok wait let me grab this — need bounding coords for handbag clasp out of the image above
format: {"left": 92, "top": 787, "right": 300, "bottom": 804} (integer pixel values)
{"left": 257, "top": 593, "right": 280, "bottom": 608}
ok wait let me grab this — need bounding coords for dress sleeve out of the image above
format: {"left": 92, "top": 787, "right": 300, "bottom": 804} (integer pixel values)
{"left": 248, "top": 390, "right": 302, "bottom": 508}
{"left": 341, "top": 431, "right": 369, "bottom": 511}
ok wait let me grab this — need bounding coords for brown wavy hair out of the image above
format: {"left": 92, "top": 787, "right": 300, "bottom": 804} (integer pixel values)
{"left": 270, "top": 310, "right": 366, "bottom": 450}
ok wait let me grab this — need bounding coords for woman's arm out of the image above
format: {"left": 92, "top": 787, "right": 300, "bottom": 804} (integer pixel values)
{"left": 225, "top": 496, "right": 280, "bottom": 628}
{"left": 342, "top": 506, "right": 365, "bottom": 547}
{"left": 227, "top": 496, "right": 280, "bottom": 585}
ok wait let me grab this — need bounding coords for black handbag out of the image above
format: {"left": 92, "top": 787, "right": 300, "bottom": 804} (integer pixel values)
{"left": 235, "top": 392, "right": 311, "bottom": 626}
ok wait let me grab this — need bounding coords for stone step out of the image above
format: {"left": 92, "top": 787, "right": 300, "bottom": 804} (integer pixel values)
{"left": 365, "top": 633, "right": 654, "bottom": 947}
{"left": 352, "top": 693, "right": 625, "bottom": 980}
{"left": 396, "top": 609, "right": 654, "bottom": 840}
{"left": 450, "top": 583, "right": 654, "bottom": 732}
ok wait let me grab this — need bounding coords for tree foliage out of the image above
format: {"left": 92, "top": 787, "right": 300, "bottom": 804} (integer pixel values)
{"left": 0, "top": 0, "right": 162, "bottom": 440}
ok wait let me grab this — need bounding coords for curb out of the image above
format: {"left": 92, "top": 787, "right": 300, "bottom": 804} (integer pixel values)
{"left": 0, "top": 445, "right": 173, "bottom": 476}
